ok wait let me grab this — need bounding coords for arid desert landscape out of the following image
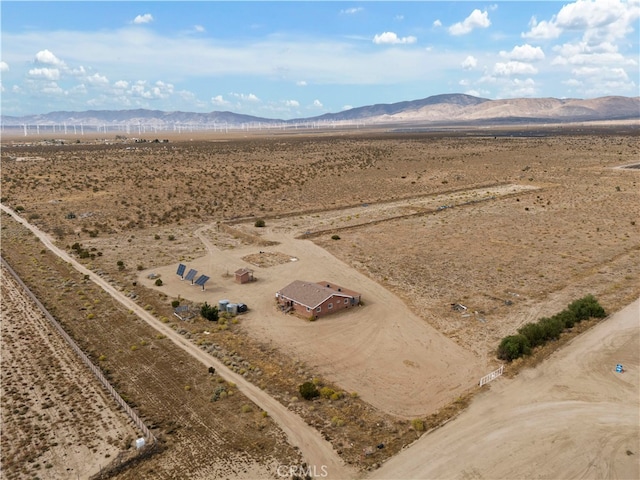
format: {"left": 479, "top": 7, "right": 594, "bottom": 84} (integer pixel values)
{"left": 1, "top": 124, "right": 639, "bottom": 479}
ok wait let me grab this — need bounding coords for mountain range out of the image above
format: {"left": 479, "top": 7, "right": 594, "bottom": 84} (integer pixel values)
{"left": 2, "top": 94, "right": 639, "bottom": 129}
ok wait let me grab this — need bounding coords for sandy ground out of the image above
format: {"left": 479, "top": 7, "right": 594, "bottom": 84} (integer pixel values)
{"left": 0, "top": 204, "right": 354, "bottom": 480}
{"left": 0, "top": 264, "right": 139, "bottom": 479}
{"left": 138, "top": 216, "right": 485, "bottom": 418}
{"left": 368, "top": 298, "right": 640, "bottom": 480}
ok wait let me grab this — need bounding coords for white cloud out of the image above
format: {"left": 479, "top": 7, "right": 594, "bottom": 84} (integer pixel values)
{"left": 461, "top": 56, "right": 478, "bottom": 70}
{"left": 313, "top": 99, "right": 323, "bottom": 108}
{"left": 40, "top": 82, "right": 64, "bottom": 95}
{"left": 500, "top": 44, "right": 545, "bottom": 62}
{"left": 0, "top": 61, "right": 8, "bottom": 72}
{"left": 35, "top": 49, "right": 65, "bottom": 66}
{"left": 86, "top": 73, "right": 109, "bottom": 85}
{"left": 133, "top": 13, "right": 154, "bottom": 24}
{"left": 231, "top": 92, "right": 260, "bottom": 102}
{"left": 114, "top": 80, "right": 129, "bottom": 89}
{"left": 493, "top": 61, "right": 538, "bottom": 76}
{"left": 341, "top": 7, "right": 363, "bottom": 15}
{"left": 342, "top": 104, "right": 353, "bottom": 110}
{"left": 448, "top": 9, "right": 491, "bottom": 36}
{"left": 285, "top": 99, "right": 299, "bottom": 107}
{"left": 194, "top": 25, "right": 205, "bottom": 33}
{"left": 28, "top": 67, "right": 60, "bottom": 80}
{"left": 373, "top": 31, "right": 417, "bottom": 45}
{"left": 523, "top": 0, "right": 640, "bottom": 42}
{"left": 395, "top": 15, "right": 405, "bottom": 21}
{"left": 433, "top": 19, "right": 442, "bottom": 28}
{"left": 296, "top": 80, "right": 307, "bottom": 86}
{"left": 522, "top": 17, "right": 562, "bottom": 40}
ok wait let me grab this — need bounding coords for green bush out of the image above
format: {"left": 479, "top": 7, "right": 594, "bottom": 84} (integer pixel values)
{"left": 319, "top": 386, "right": 335, "bottom": 399}
{"left": 497, "top": 295, "right": 606, "bottom": 362}
{"left": 299, "top": 382, "right": 319, "bottom": 400}
{"left": 538, "top": 316, "right": 564, "bottom": 341}
{"left": 255, "top": 218, "right": 266, "bottom": 228}
{"left": 200, "top": 302, "right": 219, "bottom": 322}
{"left": 567, "top": 294, "right": 606, "bottom": 322}
{"left": 171, "top": 300, "right": 180, "bottom": 308}
{"left": 497, "top": 335, "right": 531, "bottom": 362}
{"left": 155, "top": 278, "right": 163, "bottom": 286}
{"left": 517, "top": 322, "right": 545, "bottom": 348}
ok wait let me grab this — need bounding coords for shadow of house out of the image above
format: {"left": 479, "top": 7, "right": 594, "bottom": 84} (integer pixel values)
{"left": 275, "top": 280, "right": 361, "bottom": 319}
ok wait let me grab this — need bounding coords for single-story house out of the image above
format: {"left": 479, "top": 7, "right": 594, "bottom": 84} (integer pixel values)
{"left": 275, "top": 280, "right": 361, "bottom": 319}
{"left": 235, "top": 268, "right": 254, "bottom": 284}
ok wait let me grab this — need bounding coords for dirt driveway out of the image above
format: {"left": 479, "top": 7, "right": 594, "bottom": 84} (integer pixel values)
{"left": 368, "top": 298, "right": 640, "bottom": 479}
{"left": 139, "top": 212, "right": 484, "bottom": 418}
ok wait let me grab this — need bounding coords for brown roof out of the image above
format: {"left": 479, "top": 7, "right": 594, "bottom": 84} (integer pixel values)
{"left": 277, "top": 280, "right": 359, "bottom": 309}
{"left": 235, "top": 268, "right": 253, "bottom": 275}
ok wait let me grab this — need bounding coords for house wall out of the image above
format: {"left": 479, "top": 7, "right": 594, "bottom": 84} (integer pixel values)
{"left": 278, "top": 294, "right": 357, "bottom": 319}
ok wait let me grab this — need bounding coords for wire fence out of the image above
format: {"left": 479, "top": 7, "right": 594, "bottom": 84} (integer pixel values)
{"left": 1, "top": 257, "right": 156, "bottom": 444}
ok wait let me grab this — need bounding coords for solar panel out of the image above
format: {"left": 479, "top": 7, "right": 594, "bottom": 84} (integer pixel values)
{"left": 184, "top": 269, "right": 197, "bottom": 282}
{"left": 176, "top": 263, "right": 186, "bottom": 277}
{"left": 194, "top": 275, "right": 210, "bottom": 289}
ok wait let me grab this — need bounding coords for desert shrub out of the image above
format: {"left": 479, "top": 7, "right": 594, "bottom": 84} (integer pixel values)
{"left": 331, "top": 234, "right": 341, "bottom": 240}
{"left": 497, "top": 295, "right": 606, "bottom": 362}
{"left": 241, "top": 404, "right": 252, "bottom": 413}
{"left": 331, "top": 416, "right": 345, "bottom": 427}
{"left": 497, "top": 334, "right": 530, "bottom": 362}
{"left": 538, "top": 316, "right": 564, "bottom": 341}
{"left": 330, "top": 392, "right": 342, "bottom": 401}
{"left": 254, "top": 218, "right": 266, "bottom": 227}
{"left": 171, "top": 300, "right": 180, "bottom": 308}
{"left": 411, "top": 418, "right": 425, "bottom": 432}
{"left": 155, "top": 278, "right": 163, "bottom": 286}
{"left": 517, "top": 322, "right": 545, "bottom": 348}
{"left": 200, "top": 302, "right": 219, "bottom": 322}
{"left": 319, "top": 386, "right": 335, "bottom": 399}
{"left": 168, "top": 235, "right": 175, "bottom": 241}
{"left": 117, "top": 260, "right": 125, "bottom": 270}
{"left": 567, "top": 295, "right": 606, "bottom": 322}
{"left": 299, "top": 381, "right": 319, "bottom": 400}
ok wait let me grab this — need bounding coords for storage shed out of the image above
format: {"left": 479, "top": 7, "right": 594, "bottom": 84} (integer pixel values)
{"left": 235, "top": 268, "right": 254, "bottom": 284}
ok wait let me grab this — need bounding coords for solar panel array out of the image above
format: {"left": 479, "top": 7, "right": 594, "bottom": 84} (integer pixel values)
{"left": 184, "top": 269, "right": 198, "bottom": 282}
{"left": 176, "top": 263, "right": 186, "bottom": 277}
{"left": 194, "top": 275, "right": 210, "bottom": 289}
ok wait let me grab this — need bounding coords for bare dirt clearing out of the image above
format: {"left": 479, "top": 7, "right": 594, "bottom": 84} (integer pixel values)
{"left": 369, "top": 298, "right": 640, "bottom": 480}
{"left": 2, "top": 126, "right": 639, "bottom": 477}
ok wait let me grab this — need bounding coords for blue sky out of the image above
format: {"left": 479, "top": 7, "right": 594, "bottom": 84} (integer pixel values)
{"left": 1, "top": 1, "right": 639, "bottom": 119}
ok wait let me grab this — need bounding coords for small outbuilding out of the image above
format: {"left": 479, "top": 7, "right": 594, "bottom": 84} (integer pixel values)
{"left": 276, "top": 280, "right": 361, "bottom": 319}
{"left": 235, "top": 268, "right": 254, "bottom": 284}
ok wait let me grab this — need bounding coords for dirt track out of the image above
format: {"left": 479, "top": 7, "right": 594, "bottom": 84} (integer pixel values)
{"left": 368, "top": 298, "right": 640, "bottom": 480}
{"left": 0, "top": 204, "right": 354, "bottom": 480}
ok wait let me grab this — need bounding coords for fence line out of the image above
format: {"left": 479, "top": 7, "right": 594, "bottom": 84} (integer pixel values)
{"left": 479, "top": 364, "right": 504, "bottom": 386}
{"left": 1, "top": 257, "right": 156, "bottom": 444}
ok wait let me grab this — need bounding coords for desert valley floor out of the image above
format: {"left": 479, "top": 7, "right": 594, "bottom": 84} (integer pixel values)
{"left": 1, "top": 124, "right": 639, "bottom": 479}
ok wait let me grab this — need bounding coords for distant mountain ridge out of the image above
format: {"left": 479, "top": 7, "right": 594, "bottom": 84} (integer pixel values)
{"left": 3, "top": 94, "right": 639, "bottom": 128}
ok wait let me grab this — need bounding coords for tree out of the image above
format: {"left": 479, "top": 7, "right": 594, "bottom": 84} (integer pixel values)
{"left": 299, "top": 381, "right": 319, "bottom": 400}
{"left": 497, "top": 334, "right": 530, "bottom": 362}
{"left": 255, "top": 218, "right": 266, "bottom": 228}
{"left": 200, "top": 302, "right": 219, "bottom": 322}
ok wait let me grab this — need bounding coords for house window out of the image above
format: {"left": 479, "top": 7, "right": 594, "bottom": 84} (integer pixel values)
{"left": 344, "top": 298, "right": 349, "bottom": 304}
{"left": 316, "top": 307, "right": 321, "bottom": 312}
{"left": 328, "top": 303, "right": 333, "bottom": 309}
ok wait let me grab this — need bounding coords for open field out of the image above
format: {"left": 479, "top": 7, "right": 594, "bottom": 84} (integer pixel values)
{"left": 2, "top": 124, "right": 639, "bottom": 477}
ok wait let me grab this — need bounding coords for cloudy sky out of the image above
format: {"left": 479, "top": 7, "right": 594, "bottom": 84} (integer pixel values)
{"left": 1, "top": 1, "right": 638, "bottom": 119}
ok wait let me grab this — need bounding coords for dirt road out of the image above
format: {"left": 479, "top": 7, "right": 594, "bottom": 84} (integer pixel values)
{"left": 368, "top": 298, "right": 640, "bottom": 480}
{"left": 0, "top": 205, "right": 354, "bottom": 479}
